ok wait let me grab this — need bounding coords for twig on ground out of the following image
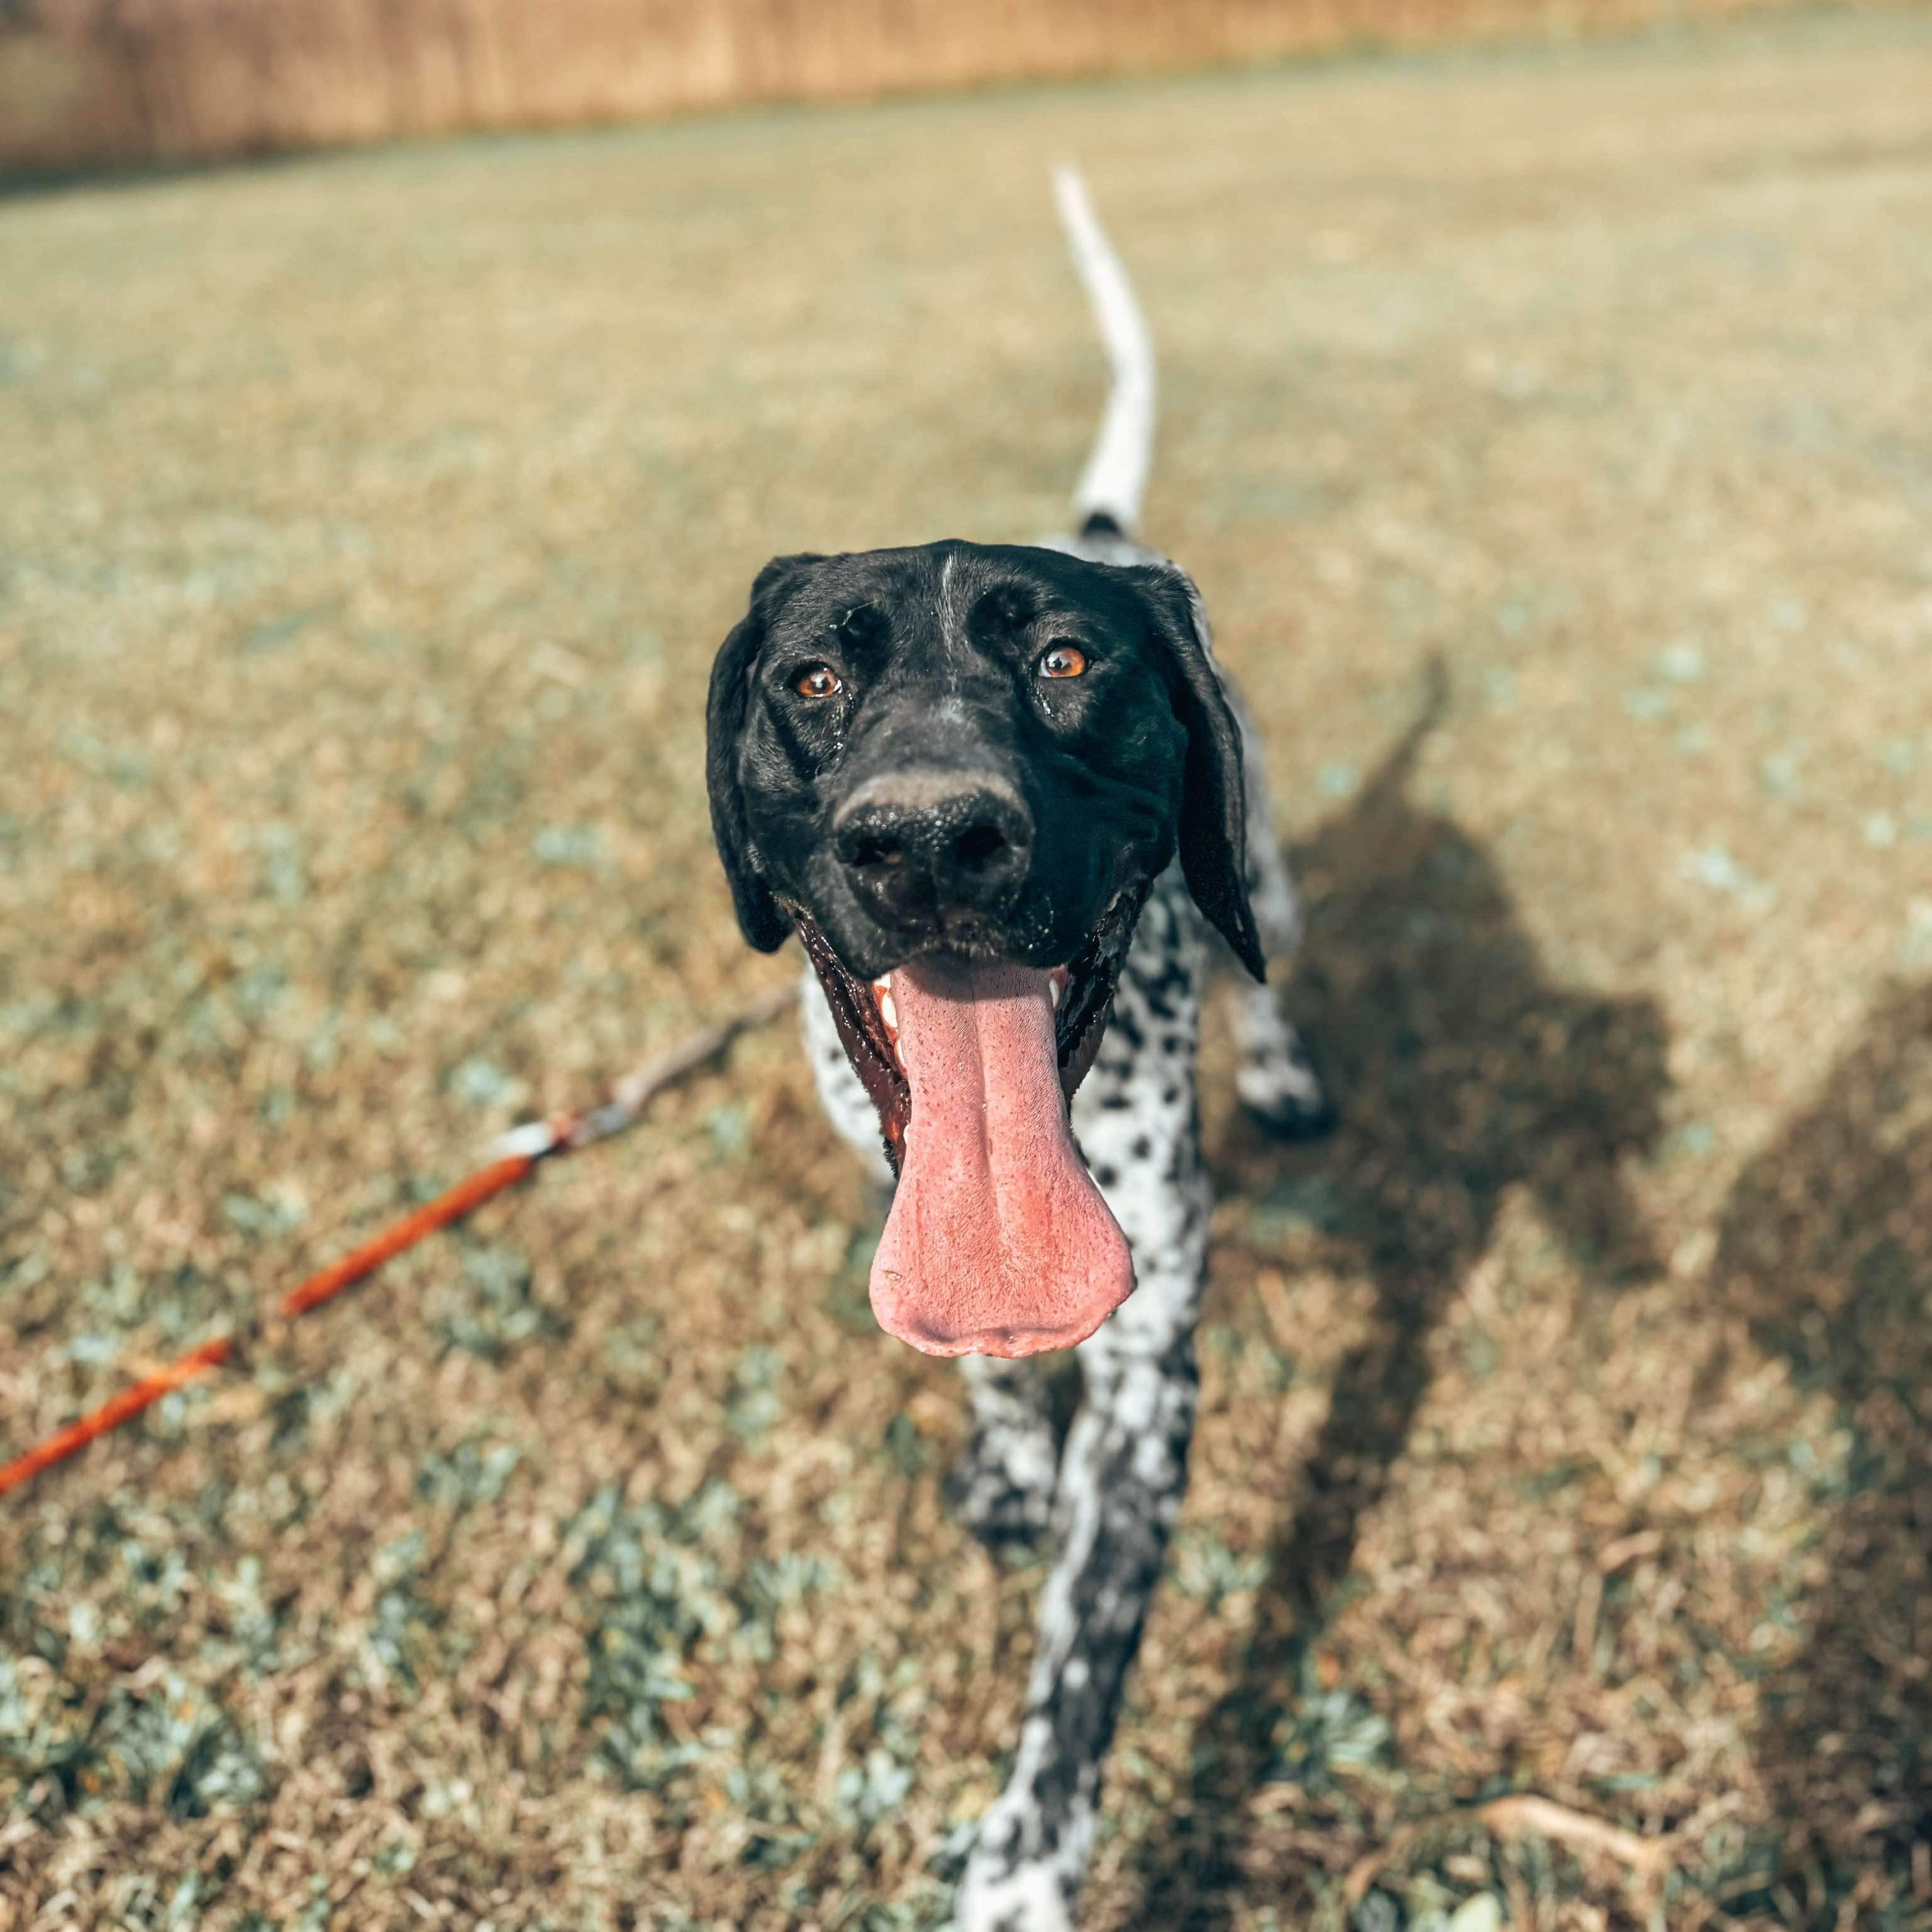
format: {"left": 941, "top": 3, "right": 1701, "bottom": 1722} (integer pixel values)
{"left": 1476, "top": 1794, "right": 1677, "bottom": 1881}
{"left": 1343, "top": 1793, "right": 1678, "bottom": 1907}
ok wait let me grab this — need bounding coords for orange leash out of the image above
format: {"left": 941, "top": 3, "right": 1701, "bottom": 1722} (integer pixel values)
{"left": 278, "top": 1153, "right": 538, "bottom": 1321}
{"left": 0, "top": 1335, "right": 242, "bottom": 1498}
{"left": 0, "top": 984, "right": 797, "bottom": 1501}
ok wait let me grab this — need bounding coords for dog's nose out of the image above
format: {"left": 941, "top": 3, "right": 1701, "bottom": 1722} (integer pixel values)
{"left": 834, "top": 772, "right": 1031, "bottom": 927}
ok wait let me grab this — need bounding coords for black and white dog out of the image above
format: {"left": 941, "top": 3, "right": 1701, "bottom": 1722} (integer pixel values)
{"left": 706, "top": 171, "right": 1328, "bottom": 1930}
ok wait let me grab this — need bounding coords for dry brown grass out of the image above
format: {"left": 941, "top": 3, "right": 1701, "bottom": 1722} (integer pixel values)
{"left": 0, "top": 0, "right": 1871, "bottom": 174}
{"left": 3, "top": 11, "right": 1931, "bottom": 1928}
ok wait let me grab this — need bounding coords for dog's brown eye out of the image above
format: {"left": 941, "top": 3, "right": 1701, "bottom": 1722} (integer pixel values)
{"left": 794, "top": 664, "right": 842, "bottom": 699}
{"left": 1038, "top": 645, "right": 1087, "bottom": 680}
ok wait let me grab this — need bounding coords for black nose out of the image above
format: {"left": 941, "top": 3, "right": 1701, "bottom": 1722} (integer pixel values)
{"left": 834, "top": 772, "right": 1032, "bottom": 928}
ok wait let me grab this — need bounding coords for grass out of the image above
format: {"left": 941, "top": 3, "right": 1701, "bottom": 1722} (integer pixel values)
{"left": 3, "top": 11, "right": 1931, "bottom": 1927}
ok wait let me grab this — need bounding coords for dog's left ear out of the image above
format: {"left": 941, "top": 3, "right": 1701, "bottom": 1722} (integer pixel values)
{"left": 706, "top": 553, "right": 824, "bottom": 952}
{"left": 1126, "top": 565, "right": 1266, "bottom": 981}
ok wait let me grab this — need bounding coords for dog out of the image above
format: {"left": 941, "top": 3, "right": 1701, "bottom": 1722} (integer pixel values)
{"left": 706, "top": 169, "right": 1328, "bottom": 1931}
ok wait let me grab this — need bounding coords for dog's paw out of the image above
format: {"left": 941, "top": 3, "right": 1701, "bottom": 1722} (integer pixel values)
{"left": 944, "top": 1427, "right": 1057, "bottom": 1550}
{"left": 953, "top": 1826, "right": 1080, "bottom": 1932}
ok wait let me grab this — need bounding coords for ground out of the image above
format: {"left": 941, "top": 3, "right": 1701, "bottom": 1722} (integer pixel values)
{"left": 2, "top": 11, "right": 1930, "bottom": 1928}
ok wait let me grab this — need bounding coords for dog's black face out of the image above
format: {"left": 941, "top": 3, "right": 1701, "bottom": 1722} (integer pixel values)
{"left": 708, "top": 540, "right": 1261, "bottom": 1176}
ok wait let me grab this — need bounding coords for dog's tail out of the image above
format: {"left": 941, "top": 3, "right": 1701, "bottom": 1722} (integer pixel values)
{"left": 1053, "top": 165, "right": 1156, "bottom": 540}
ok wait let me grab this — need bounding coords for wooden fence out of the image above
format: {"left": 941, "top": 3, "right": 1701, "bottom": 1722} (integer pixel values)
{"left": 1, "top": 0, "right": 1830, "bottom": 175}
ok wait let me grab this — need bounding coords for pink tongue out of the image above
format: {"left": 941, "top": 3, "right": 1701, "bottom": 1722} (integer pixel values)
{"left": 870, "top": 957, "right": 1136, "bottom": 1357}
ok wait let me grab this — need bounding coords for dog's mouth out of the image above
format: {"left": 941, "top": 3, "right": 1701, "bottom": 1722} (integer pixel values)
{"left": 792, "top": 895, "right": 1146, "bottom": 1358}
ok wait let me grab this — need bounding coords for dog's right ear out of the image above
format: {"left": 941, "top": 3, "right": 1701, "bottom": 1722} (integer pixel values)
{"left": 706, "top": 553, "right": 824, "bottom": 952}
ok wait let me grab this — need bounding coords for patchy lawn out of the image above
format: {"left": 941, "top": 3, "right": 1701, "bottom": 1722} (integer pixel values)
{"left": 3, "top": 11, "right": 1929, "bottom": 1928}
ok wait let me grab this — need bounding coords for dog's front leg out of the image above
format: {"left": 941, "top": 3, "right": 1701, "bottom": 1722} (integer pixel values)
{"left": 950, "top": 1355, "right": 1060, "bottom": 1547}
{"left": 955, "top": 1072, "right": 1209, "bottom": 1931}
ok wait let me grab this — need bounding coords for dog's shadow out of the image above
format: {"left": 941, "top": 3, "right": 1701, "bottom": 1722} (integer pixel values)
{"left": 1138, "top": 675, "right": 1673, "bottom": 1924}
{"left": 1701, "top": 981, "right": 1931, "bottom": 1903}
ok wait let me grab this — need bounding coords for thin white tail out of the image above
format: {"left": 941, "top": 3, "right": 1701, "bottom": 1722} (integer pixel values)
{"left": 1052, "top": 165, "right": 1156, "bottom": 536}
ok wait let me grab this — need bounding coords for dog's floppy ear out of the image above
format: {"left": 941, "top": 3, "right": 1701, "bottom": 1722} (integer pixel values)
{"left": 1126, "top": 564, "right": 1266, "bottom": 981}
{"left": 706, "top": 553, "right": 824, "bottom": 952}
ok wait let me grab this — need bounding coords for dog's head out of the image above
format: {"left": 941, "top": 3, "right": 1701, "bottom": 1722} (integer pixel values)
{"left": 706, "top": 540, "right": 1262, "bottom": 1356}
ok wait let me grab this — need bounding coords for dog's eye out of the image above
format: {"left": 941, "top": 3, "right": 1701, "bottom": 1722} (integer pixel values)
{"left": 1038, "top": 644, "right": 1088, "bottom": 680}
{"left": 794, "top": 664, "right": 842, "bottom": 699}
